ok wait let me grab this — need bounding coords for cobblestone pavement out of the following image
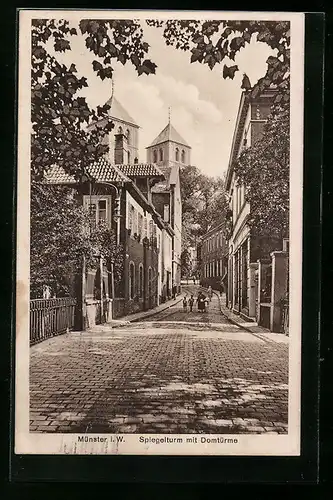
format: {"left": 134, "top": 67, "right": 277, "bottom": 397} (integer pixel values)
{"left": 30, "top": 287, "right": 289, "bottom": 434}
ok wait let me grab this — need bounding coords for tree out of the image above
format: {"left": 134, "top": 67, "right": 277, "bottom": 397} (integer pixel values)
{"left": 30, "top": 183, "right": 123, "bottom": 298}
{"left": 147, "top": 19, "right": 290, "bottom": 108}
{"left": 180, "top": 165, "right": 229, "bottom": 245}
{"left": 181, "top": 249, "right": 192, "bottom": 279}
{"left": 233, "top": 107, "right": 289, "bottom": 239}
{"left": 31, "top": 19, "right": 157, "bottom": 181}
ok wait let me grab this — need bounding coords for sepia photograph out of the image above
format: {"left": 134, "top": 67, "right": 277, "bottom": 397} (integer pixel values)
{"left": 15, "top": 10, "right": 304, "bottom": 456}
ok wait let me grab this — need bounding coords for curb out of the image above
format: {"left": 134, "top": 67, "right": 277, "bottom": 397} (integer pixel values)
{"left": 126, "top": 295, "right": 185, "bottom": 323}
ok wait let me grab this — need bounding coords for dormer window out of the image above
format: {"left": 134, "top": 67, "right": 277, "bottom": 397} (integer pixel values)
{"left": 159, "top": 148, "right": 163, "bottom": 161}
{"left": 118, "top": 126, "right": 123, "bottom": 134}
{"left": 153, "top": 150, "right": 157, "bottom": 163}
{"left": 175, "top": 148, "right": 179, "bottom": 161}
{"left": 181, "top": 149, "right": 185, "bottom": 163}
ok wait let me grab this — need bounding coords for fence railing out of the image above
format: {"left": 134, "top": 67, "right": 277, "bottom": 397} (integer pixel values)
{"left": 30, "top": 297, "right": 76, "bottom": 346}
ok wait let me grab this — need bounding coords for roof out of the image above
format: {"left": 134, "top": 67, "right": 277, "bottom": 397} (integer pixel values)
{"left": 148, "top": 123, "right": 190, "bottom": 148}
{"left": 150, "top": 165, "right": 180, "bottom": 193}
{"left": 44, "top": 158, "right": 131, "bottom": 185}
{"left": 117, "top": 163, "right": 165, "bottom": 179}
{"left": 105, "top": 97, "right": 139, "bottom": 128}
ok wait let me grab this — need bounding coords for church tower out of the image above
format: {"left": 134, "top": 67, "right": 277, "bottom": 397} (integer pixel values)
{"left": 146, "top": 114, "right": 191, "bottom": 294}
{"left": 146, "top": 118, "right": 191, "bottom": 167}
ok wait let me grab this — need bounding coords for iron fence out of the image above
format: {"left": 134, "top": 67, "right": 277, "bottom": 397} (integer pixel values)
{"left": 30, "top": 297, "right": 76, "bottom": 345}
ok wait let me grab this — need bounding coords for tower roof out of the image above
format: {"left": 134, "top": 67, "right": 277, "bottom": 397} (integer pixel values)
{"left": 105, "top": 96, "right": 139, "bottom": 128}
{"left": 148, "top": 123, "right": 190, "bottom": 148}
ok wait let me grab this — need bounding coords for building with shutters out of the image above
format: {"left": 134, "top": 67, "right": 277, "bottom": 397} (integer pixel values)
{"left": 225, "top": 88, "right": 287, "bottom": 327}
{"left": 42, "top": 96, "right": 180, "bottom": 326}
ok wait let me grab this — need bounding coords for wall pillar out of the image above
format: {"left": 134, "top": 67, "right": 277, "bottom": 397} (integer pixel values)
{"left": 270, "top": 251, "right": 288, "bottom": 332}
{"left": 249, "top": 262, "right": 258, "bottom": 318}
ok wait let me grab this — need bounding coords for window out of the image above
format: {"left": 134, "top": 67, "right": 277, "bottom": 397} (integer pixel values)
{"left": 143, "top": 217, "right": 148, "bottom": 239}
{"left": 159, "top": 148, "right": 163, "bottom": 161}
{"left": 175, "top": 148, "right": 179, "bottom": 161}
{"left": 127, "top": 151, "right": 131, "bottom": 164}
{"left": 138, "top": 265, "right": 143, "bottom": 298}
{"left": 126, "top": 129, "right": 130, "bottom": 142}
{"left": 128, "top": 203, "right": 134, "bottom": 232}
{"left": 181, "top": 150, "right": 185, "bottom": 163}
{"left": 133, "top": 208, "right": 138, "bottom": 235}
{"left": 118, "top": 126, "right": 123, "bottom": 134}
{"left": 153, "top": 150, "right": 157, "bottom": 163}
{"left": 138, "top": 213, "right": 143, "bottom": 238}
{"left": 84, "top": 196, "right": 111, "bottom": 228}
{"left": 149, "top": 220, "right": 153, "bottom": 244}
{"left": 163, "top": 204, "right": 170, "bottom": 222}
{"left": 129, "top": 262, "right": 135, "bottom": 299}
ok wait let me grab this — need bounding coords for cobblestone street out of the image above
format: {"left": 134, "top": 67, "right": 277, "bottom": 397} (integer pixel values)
{"left": 30, "top": 287, "right": 289, "bottom": 435}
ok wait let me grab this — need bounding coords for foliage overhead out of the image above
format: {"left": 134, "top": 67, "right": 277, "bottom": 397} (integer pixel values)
{"left": 147, "top": 19, "right": 290, "bottom": 107}
{"left": 30, "top": 183, "right": 123, "bottom": 297}
{"left": 233, "top": 107, "right": 290, "bottom": 238}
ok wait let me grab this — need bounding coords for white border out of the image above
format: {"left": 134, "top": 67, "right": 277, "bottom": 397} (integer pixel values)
{"left": 15, "top": 10, "right": 304, "bottom": 456}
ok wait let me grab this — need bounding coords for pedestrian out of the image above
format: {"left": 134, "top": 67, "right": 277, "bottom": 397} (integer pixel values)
{"left": 172, "top": 283, "right": 176, "bottom": 300}
{"left": 188, "top": 294, "right": 194, "bottom": 312}
{"left": 183, "top": 296, "right": 188, "bottom": 312}
{"left": 193, "top": 276, "right": 196, "bottom": 285}
{"left": 207, "top": 285, "right": 212, "bottom": 302}
{"left": 197, "top": 292, "right": 206, "bottom": 313}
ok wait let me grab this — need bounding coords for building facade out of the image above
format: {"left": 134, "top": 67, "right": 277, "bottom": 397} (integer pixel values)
{"left": 146, "top": 121, "right": 190, "bottom": 293}
{"left": 199, "top": 223, "right": 228, "bottom": 292}
{"left": 225, "top": 89, "right": 286, "bottom": 324}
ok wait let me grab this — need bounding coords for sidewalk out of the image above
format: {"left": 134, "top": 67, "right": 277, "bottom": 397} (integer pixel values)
{"left": 92, "top": 293, "right": 186, "bottom": 329}
{"left": 213, "top": 290, "right": 288, "bottom": 343}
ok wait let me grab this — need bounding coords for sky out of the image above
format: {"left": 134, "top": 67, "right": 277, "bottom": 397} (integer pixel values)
{"left": 52, "top": 22, "right": 275, "bottom": 177}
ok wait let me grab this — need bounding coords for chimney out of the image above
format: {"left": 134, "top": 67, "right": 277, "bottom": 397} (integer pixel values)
{"left": 114, "top": 132, "right": 125, "bottom": 164}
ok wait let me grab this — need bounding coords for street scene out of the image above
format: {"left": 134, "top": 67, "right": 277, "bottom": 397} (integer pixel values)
{"left": 21, "top": 13, "right": 294, "bottom": 442}
{"left": 30, "top": 285, "right": 288, "bottom": 435}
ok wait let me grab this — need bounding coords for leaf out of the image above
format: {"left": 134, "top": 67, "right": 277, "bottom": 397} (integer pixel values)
{"left": 92, "top": 60, "right": 103, "bottom": 71}
{"left": 241, "top": 73, "right": 252, "bottom": 90}
{"left": 190, "top": 48, "right": 202, "bottom": 63}
{"left": 138, "top": 59, "right": 157, "bottom": 75}
{"left": 223, "top": 64, "right": 238, "bottom": 79}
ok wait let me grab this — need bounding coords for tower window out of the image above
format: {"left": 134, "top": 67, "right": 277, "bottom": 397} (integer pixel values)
{"left": 126, "top": 129, "right": 130, "bottom": 142}
{"left": 175, "top": 148, "right": 179, "bottom": 161}
{"left": 127, "top": 151, "right": 131, "bottom": 164}
{"left": 153, "top": 150, "right": 157, "bottom": 163}
{"left": 118, "top": 126, "right": 123, "bottom": 134}
{"left": 181, "top": 150, "right": 185, "bottom": 163}
{"left": 159, "top": 148, "right": 163, "bottom": 161}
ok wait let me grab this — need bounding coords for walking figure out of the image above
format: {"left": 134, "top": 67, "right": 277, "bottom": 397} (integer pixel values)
{"left": 207, "top": 285, "right": 213, "bottom": 302}
{"left": 188, "top": 294, "right": 194, "bottom": 312}
{"left": 183, "top": 296, "right": 188, "bottom": 312}
{"left": 197, "top": 292, "right": 206, "bottom": 313}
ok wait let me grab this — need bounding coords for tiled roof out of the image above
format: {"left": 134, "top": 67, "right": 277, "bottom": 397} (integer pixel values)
{"left": 105, "top": 97, "right": 139, "bottom": 127}
{"left": 117, "top": 163, "right": 165, "bottom": 178}
{"left": 44, "top": 158, "right": 131, "bottom": 185}
{"left": 148, "top": 123, "right": 190, "bottom": 147}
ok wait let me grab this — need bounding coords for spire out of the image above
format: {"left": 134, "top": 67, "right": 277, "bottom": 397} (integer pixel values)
{"left": 168, "top": 106, "right": 171, "bottom": 124}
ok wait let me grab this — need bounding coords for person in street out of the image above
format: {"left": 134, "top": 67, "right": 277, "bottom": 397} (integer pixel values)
{"left": 193, "top": 276, "right": 196, "bottom": 285}
{"left": 197, "top": 291, "right": 206, "bottom": 313}
{"left": 183, "top": 296, "right": 188, "bottom": 312}
{"left": 172, "top": 283, "right": 176, "bottom": 300}
{"left": 207, "top": 285, "right": 213, "bottom": 302}
{"left": 188, "top": 294, "right": 194, "bottom": 312}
